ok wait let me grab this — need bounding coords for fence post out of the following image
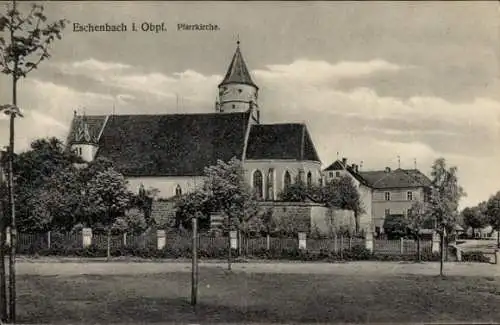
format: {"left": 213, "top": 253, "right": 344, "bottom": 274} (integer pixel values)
{"left": 400, "top": 238, "right": 404, "bottom": 254}
{"left": 365, "top": 232, "right": 374, "bottom": 253}
{"left": 47, "top": 231, "right": 51, "bottom": 249}
{"left": 5, "top": 227, "right": 10, "bottom": 247}
{"left": 82, "top": 228, "right": 92, "bottom": 248}
{"left": 230, "top": 230, "right": 238, "bottom": 250}
{"left": 333, "top": 233, "right": 338, "bottom": 253}
{"left": 432, "top": 231, "right": 440, "bottom": 254}
{"left": 266, "top": 234, "right": 270, "bottom": 251}
{"left": 123, "top": 233, "right": 127, "bottom": 247}
{"left": 298, "top": 232, "right": 307, "bottom": 250}
{"left": 349, "top": 236, "right": 352, "bottom": 250}
{"left": 157, "top": 230, "right": 166, "bottom": 250}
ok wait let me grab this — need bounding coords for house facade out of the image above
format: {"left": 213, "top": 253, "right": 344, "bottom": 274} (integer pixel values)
{"left": 323, "top": 158, "right": 432, "bottom": 234}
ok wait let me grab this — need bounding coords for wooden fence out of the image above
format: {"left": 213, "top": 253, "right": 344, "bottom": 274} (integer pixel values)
{"left": 14, "top": 231, "right": 433, "bottom": 256}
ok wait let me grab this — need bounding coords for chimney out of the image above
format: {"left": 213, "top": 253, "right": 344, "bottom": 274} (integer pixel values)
{"left": 385, "top": 167, "right": 391, "bottom": 173}
{"left": 342, "top": 157, "right": 347, "bottom": 166}
{"left": 351, "top": 163, "right": 356, "bottom": 170}
{"left": 355, "top": 164, "right": 359, "bottom": 173}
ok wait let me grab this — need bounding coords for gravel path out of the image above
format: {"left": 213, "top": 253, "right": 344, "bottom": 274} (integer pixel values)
{"left": 14, "top": 260, "right": 500, "bottom": 277}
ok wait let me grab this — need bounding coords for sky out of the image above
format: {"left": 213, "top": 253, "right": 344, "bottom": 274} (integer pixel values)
{"left": 0, "top": 1, "right": 498, "bottom": 208}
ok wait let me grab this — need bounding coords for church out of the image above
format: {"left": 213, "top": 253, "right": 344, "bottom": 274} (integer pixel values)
{"left": 66, "top": 41, "right": 323, "bottom": 203}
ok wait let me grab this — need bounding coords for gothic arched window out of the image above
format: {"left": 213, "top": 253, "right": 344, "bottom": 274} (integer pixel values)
{"left": 175, "top": 184, "right": 182, "bottom": 197}
{"left": 284, "top": 170, "right": 292, "bottom": 191}
{"left": 307, "top": 171, "right": 312, "bottom": 187}
{"left": 266, "top": 168, "right": 275, "bottom": 201}
{"left": 253, "top": 170, "right": 263, "bottom": 199}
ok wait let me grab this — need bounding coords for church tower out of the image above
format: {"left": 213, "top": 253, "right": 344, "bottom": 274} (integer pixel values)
{"left": 216, "top": 41, "right": 260, "bottom": 123}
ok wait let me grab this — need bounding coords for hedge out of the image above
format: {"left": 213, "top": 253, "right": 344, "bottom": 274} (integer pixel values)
{"left": 17, "top": 243, "right": 448, "bottom": 262}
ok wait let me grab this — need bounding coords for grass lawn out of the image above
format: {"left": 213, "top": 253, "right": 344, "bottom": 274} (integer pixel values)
{"left": 18, "top": 268, "right": 500, "bottom": 323}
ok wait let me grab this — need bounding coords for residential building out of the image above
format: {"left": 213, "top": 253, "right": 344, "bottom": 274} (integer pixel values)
{"left": 323, "top": 158, "right": 432, "bottom": 234}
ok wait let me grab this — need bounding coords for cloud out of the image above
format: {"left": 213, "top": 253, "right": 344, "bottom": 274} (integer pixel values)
{"left": 254, "top": 59, "right": 406, "bottom": 86}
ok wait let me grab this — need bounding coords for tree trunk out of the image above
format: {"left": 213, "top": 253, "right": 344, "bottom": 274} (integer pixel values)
{"left": 106, "top": 228, "right": 111, "bottom": 261}
{"left": 445, "top": 234, "right": 448, "bottom": 262}
{"left": 416, "top": 235, "right": 421, "bottom": 262}
{"left": 227, "top": 218, "right": 232, "bottom": 271}
{"left": 0, "top": 217, "right": 6, "bottom": 321}
{"left": 8, "top": 13, "right": 19, "bottom": 320}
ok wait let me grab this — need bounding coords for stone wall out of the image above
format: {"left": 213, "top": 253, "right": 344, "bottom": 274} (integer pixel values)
{"left": 310, "top": 207, "right": 355, "bottom": 235}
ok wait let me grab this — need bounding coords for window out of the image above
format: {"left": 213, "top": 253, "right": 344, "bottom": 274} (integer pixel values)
{"left": 385, "top": 209, "right": 390, "bottom": 216}
{"left": 238, "top": 89, "right": 242, "bottom": 93}
{"left": 407, "top": 208, "right": 412, "bottom": 217}
{"left": 232, "top": 104, "right": 236, "bottom": 109}
{"left": 284, "top": 170, "right": 292, "bottom": 190}
{"left": 407, "top": 191, "right": 413, "bottom": 201}
{"left": 336, "top": 171, "right": 340, "bottom": 177}
{"left": 385, "top": 192, "right": 390, "bottom": 201}
{"left": 307, "top": 171, "right": 312, "bottom": 187}
{"left": 175, "top": 184, "right": 182, "bottom": 197}
{"left": 266, "top": 168, "right": 275, "bottom": 200}
{"left": 253, "top": 170, "right": 263, "bottom": 199}
{"left": 329, "top": 172, "right": 334, "bottom": 178}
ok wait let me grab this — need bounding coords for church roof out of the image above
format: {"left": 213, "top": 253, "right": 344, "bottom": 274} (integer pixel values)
{"left": 219, "top": 43, "right": 258, "bottom": 89}
{"left": 96, "top": 112, "right": 250, "bottom": 177}
{"left": 246, "top": 124, "right": 320, "bottom": 162}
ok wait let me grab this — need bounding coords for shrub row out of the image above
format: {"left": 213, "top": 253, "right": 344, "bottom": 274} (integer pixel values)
{"left": 16, "top": 243, "right": 460, "bottom": 262}
{"left": 462, "top": 251, "right": 491, "bottom": 263}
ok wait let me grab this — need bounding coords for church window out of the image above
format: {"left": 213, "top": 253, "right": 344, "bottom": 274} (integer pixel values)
{"left": 253, "top": 170, "right": 263, "bottom": 199}
{"left": 307, "top": 171, "right": 312, "bottom": 187}
{"left": 284, "top": 170, "right": 292, "bottom": 191}
{"left": 266, "top": 168, "right": 275, "bottom": 200}
{"left": 175, "top": 184, "right": 182, "bottom": 197}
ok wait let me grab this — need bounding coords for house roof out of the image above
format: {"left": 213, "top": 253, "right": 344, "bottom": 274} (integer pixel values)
{"left": 96, "top": 112, "right": 250, "bottom": 176}
{"left": 323, "top": 159, "right": 370, "bottom": 186}
{"left": 218, "top": 43, "right": 258, "bottom": 89}
{"left": 245, "top": 123, "right": 321, "bottom": 162}
{"left": 358, "top": 168, "right": 431, "bottom": 189}
{"left": 324, "top": 160, "right": 345, "bottom": 171}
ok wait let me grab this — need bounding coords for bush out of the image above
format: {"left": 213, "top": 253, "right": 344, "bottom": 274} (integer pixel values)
{"left": 462, "top": 251, "right": 490, "bottom": 263}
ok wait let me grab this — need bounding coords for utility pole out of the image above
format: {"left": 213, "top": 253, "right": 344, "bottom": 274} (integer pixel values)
{"left": 191, "top": 216, "right": 199, "bottom": 306}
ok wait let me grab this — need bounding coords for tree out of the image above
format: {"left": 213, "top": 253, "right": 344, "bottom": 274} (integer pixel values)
{"left": 427, "top": 158, "right": 465, "bottom": 276}
{"left": 486, "top": 191, "right": 500, "bottom": 248}
{"left": 461, "top": 205, "right": 487, "bottom": 238}
{"left": 201, "top": 157, "right": 260, "bottom": 269}
{"left": 407, "top": 200, "right": 430, "bottom": 261}
{"left": 0, "top": 2, "right": 67, "bottom": 319}
{"left": 322, "top": 176, "right": 364, "bottom": 233}
{"left": 12, "top": 138, "right": 80, "bottom": 232}
{"left": 83, "top": 167, "right": 131, "bottom": 260}
{"left": 278, "top": 176, "right": 310, "bottom": 202}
